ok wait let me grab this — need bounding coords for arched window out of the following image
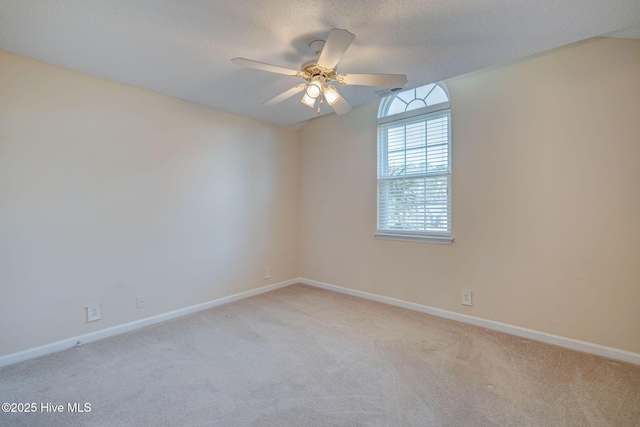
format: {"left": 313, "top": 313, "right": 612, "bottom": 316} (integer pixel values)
{"left": 376, "top": 83, "right": 452, "bottom": 243}
{"left": 379, "top": 83, "right": 450, "bottom": 117}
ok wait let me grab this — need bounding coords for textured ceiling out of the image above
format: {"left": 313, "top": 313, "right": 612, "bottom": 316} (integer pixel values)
{"left": 1, "top": 1, "right": 639, "bottom": 129}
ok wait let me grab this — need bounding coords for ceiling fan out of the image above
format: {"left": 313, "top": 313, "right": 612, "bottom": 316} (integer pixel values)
{"left": 231, "top": 29, "right": 408, "bottom": 116}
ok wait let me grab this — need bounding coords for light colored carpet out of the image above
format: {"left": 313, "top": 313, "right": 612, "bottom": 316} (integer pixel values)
{"left": 1, "top": 283, "right": 639, "bottom": 426}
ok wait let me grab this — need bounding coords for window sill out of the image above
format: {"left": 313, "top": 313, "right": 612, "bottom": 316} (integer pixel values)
{"left": 375, "top": 232, "right": 453, "bottom": 245}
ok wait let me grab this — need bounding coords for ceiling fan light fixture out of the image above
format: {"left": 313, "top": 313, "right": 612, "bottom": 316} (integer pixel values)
{"left": 301, "top": 93, "right": 316, "bottom": 108}
{"left": 306, "top": 82, "right": 321, "bottom": 99}
{"left": 306, "top": 76, "right": 324, "bottom": 99}
{"left": 323, "top": 85, "right": 341, "bottom": 105}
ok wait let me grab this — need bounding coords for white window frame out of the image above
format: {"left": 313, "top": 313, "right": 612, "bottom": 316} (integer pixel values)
{"left": 376, "top": 84, "right": 452, "bottom": 244}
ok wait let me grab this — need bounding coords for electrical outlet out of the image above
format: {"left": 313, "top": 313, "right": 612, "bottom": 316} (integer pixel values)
{"left": 87, "top": 304, "right": 101, "bottom": 322}
{"left": 264, "top": 267, "right": 271, "bottom": 279}
{"left": 461, "top": 290, "right": 472, "bottom": 306}
{"left": 136, "top": 296, "right": 145, "bottom": 308}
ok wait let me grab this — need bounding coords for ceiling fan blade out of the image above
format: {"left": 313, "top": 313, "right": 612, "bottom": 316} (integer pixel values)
{"left": 337, "top": 73, "right": 408, "bottom": 87}
{"left": 231, "top": 58, "right": 301, "bottom": 76}
{"left": 330, "top": 95, "right": 351, "bottom": 115}
{"left": 263, "top": 84, "right": 306, "bottom": 105}
{"left": 317, "top": 29, "right": 355, "bottom": 70}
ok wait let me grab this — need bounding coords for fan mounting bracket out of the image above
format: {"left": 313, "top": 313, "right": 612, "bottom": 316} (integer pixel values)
{"left": 308, "top": 40, "right": 325, "bottom": 56}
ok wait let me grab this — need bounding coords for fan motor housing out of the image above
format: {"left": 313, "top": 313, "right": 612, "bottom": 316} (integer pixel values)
{"left": 301, "top": 62, "right": 337, "bottom": 82}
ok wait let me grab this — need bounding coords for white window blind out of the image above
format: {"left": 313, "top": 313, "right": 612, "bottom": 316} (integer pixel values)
{"left": 377, "top": 110, "right": 451, "bottom": 243}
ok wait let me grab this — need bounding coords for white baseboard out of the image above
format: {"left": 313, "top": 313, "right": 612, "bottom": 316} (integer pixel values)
{"left": 4, "top": 277, "right": 639, "bottom": 368}
{"left": 0, "top": 279, "right": 298, "bottom": 368}
{"left": 299, "top": 278, "right": 640, "bottom": 366}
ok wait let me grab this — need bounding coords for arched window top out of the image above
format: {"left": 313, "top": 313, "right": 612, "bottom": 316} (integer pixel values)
{"left": 378, "top": 83, "right": 450, "bottom": 119}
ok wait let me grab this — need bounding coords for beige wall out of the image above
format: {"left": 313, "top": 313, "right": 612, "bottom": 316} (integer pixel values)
{"left": 299, "top": 37, "right": 640, "bottom": 354}
{"left": 0, "top": 52, "right": 299, "bottom": 356}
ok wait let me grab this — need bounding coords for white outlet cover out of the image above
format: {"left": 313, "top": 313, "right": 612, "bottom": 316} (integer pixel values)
{"left": 264, "top": 267, "right": 271, "bottom": 279}
{"left": 461, "top": 291, "right": 473, "bottom": 306}
{"left": 87, "top": 304, "right": 101, "bottom": 322}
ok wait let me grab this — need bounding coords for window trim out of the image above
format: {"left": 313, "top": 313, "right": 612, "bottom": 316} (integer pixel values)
{"left": 376, "top": 87, "right": 452, "bottom": 244}
{"left": 374, "top": 231, "right": 453, "bottom": 244}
